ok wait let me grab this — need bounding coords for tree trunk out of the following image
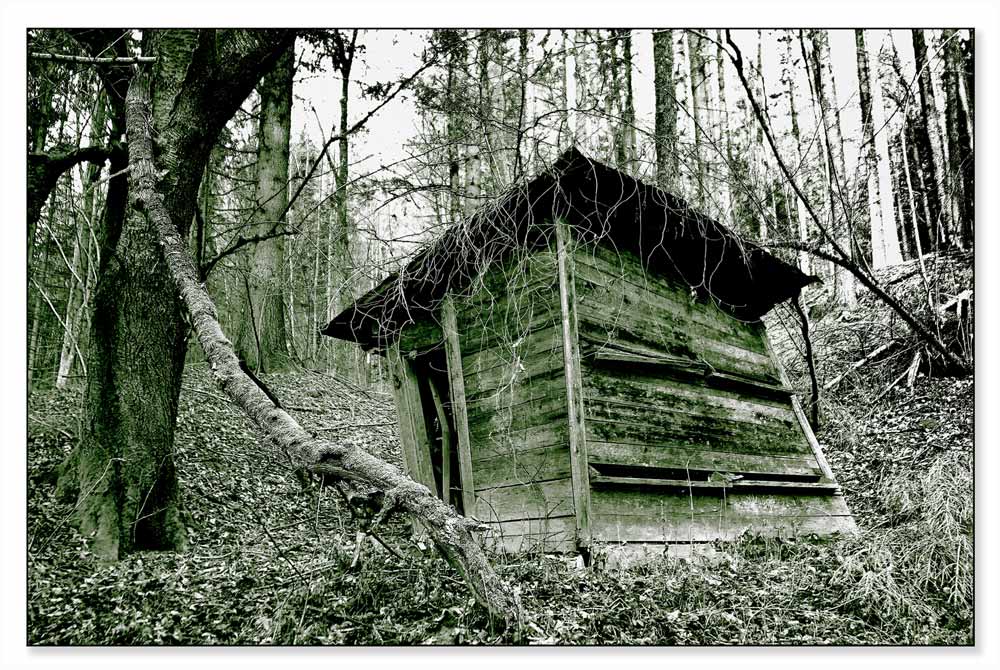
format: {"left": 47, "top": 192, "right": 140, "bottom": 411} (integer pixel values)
{"left": 940, "top": 29, "right": 974, "bottom": 247}
{"left": 514, "top": 29, "right": 529, "bottom": 180}
{"left": 782, "top": 31, "right": 811, "bottom": 274}
{"left": 620, "top": 29, "right": 637, "bottom": 171}
{"left": 911, "top": 30, "right": 951, "bottom": 248}
{"left": 806, "top": 30, "right": 857, "bottom": 308}
{"left": 236, "top": 45, "right": 294, "bottom": 373}
{"left": 855, "top": 30, "right": 902, "bottom": 268}
{"left": 652, "top": 29, "right": 677, "bottom": 191}
{"left": 67, "top": 29, "right": 296, "bottom": 560}
{"left": 125, "top": 73, "right": 522, "bottom": 625}
{"left": 686, "top": 30, "right": 709, "bottom": 209}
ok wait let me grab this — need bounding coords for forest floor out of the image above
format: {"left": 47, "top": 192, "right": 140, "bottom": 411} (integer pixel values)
{"left": 26, "top": 256, "right": 974, "bottom": 646}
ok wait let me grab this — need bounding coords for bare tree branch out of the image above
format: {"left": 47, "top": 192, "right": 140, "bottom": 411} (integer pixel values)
{"left": 723, "top": 31, "right": 970, "bottom": 375}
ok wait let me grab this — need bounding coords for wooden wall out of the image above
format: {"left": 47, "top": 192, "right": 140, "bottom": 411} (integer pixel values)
{"left": 572, "top": 243, "right": 854, "bottom": 546}
{"left": 389, "top": 235, "right": 853, "bottom": 557}
{"left": 454, "top": 250, "right": 578, "bottom": 553}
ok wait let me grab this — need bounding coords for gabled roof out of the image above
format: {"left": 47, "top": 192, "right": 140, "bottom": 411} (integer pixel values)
{"left": 323, "top": 148, "right": 816, "bottom": 350}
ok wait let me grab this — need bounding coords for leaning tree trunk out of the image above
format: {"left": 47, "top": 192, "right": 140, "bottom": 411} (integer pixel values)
{"left": 125, "top": 73, "right": 523, "bottom": 626}
{"left": 236, "top": 44, "right": 294, "bottom": 373}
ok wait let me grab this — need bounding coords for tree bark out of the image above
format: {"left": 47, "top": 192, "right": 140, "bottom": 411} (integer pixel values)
{"left": 652, "top": 29, "right": 677, "bottom": 191}
{"left": 686, "top": 30, "right": 709, "bottom": 209}
{"left": 781, "top": 31, "right": 811, "bottom": 274}
{"left": 805, "top": 30, "right": 857, "bottom": 308}
{"left": 856, "top": 30, "right": 902, "bottom": 269}
{"left": 66, "top": 29, "right": 296, "bottom": 560}
{"left": 911, "top": 30, "right": 951, "bottom": 248}
{"left": 125, "top": 73, "right": 522, "bottom": 626}
{"left": 236, "top": 44, "right": 294, "bottom": 373}
{"left": 620, "top": 29, "right": 637, "bottom": 171}
{"left": 940, "top": 29, "right": 974, "bottom": 247}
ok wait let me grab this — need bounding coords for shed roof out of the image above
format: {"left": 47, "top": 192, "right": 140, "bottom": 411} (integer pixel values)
{"left": 323, "top": 148, "right": 817, "bottom": 350}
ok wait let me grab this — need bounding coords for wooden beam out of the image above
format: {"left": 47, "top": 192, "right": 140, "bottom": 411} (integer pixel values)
{"left": 388, "top": 343, "right": 437, "bottom": 496}
{"left": 761, "top": 333, "right": 837, "bottom": 482}
{"left": 441, "top": 295, "right": 477, "bottom": 516}
{"left": 428, "top": 375, "right": 452, "bottom": 505}
{"left": 589, "top": 474, "right": 841, "bottom": 494}
{"left": 762, "top": 331, "right": 856, "bottom": 531}
{"left": 555, "top": 218, "right": 593, "bottom": 550}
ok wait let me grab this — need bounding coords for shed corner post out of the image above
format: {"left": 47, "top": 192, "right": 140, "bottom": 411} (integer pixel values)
{"left": 387, "top": 339, "right": 438, "bottom": 498}
{"left": 554, "top": 217, "right": 594, "bottom": 553}
{"left": 441, "top": 294, "right": 477, "bottom": 517}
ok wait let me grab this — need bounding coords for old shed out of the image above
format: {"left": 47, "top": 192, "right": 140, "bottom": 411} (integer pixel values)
{"left": 323, "top": 148, "right": 855, "bottom": 558}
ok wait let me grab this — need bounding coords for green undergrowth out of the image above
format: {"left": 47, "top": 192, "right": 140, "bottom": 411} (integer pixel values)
{"left": 28, "top": 346, "right": 973, "bottom": 644}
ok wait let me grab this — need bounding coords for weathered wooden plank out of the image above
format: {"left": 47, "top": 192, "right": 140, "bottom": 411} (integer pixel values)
{"left": 459, "top": 311, "right": 561, "bottom": 357}
{"left": 589, "top": 474, "right": 840, "bottom": 494}
{"left": 441, "top": 295, "right": 476, "bottom": 516}
{"left": 483, "top": 515, "right": 577, "bottom": 554}
{"left": 574, "top": 244, "right": 772, "bottom": 356}
{"left": 462, "top": 325, "right": 563, "bottom": 383}
{"left": 395, "top": 318, "right": 444, "bottom": 353}
{"left": 470, "top": 420, "right": 569, "bottom": 461}
{"left": 591, "top": 487, "right": 849, "bottom": 519}
{"left": 473, "top": 478, "right": 575, "bottom": 523}
{"left": 587, "top": 442, "right": 823, "bottom": 478}
{"left": 473, "top": 444, "right": 572, "bottom": 489}
{"left": 456, "top": 250, "right": 560, "bottom": 303}
{"left": 556, "top": 218, "right": 592, "bottom": 550}
{"left": 465, "top": 358, "right": 566, "bottom": 402}
{"left": 762, "top": 333, "right": 839, "bottom": 483}
{"left": 427, "top": 374, "right": 452, "bottom": 504}
{"left": 388, "top": 343, "right": 438, "bottom": 497}
{"left": 591, "top": 511, "right": 857, "bottom": 543}
{"left": 577, "top": 302, "right": 777, "bottom": 383}
{"left": 466, "top": 373, "right": 568, "bottom": 419}
{"left": 467, "top": 397, "right": 568, "bottom": 445}
{"left": 584, "top": 366, "right": 799, "bottom": 420}
{"left": 584, "top": 411, "right": 810, "bottom": 457}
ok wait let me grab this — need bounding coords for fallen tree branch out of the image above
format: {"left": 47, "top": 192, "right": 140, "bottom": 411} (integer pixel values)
{"left": 124, "top": 72, "right": 521, "bottom": 627}
{"left": 822, "top": 339, "right": 901, "bottom": 392}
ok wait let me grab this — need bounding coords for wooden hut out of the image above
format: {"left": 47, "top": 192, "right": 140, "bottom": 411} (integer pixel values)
{"left": 323, "top": 148, "right": 855, "bottom": 559}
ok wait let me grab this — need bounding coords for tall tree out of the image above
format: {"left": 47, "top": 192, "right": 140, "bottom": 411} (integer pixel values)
{"left": 652, "top": 29, "right": 677, "bottom": 191}
{"left": 940, "top": 29, "right": 974, "bottom": 247}
{"left": 686, "top": 30, "right": 710, "bottom": 208}
{"left": 619, "top": 29, "right": 637, "bottom": 171}
{"left": 58, "top": 29, "right": 296, "bottom": 560}
{"left": 911, "top": 29, "right": 951, "bottom": 247}
{"left": 805, "top": 30, "right": 857, "bottom": 308}
{"left": 855, "top": 30, "right": 902, "bottom": 268}
{"left": 236, "top": 44, "right": 295, "bottom": 373}
{"left": 780, "top": 31, "right": 812, "bottom": 274}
